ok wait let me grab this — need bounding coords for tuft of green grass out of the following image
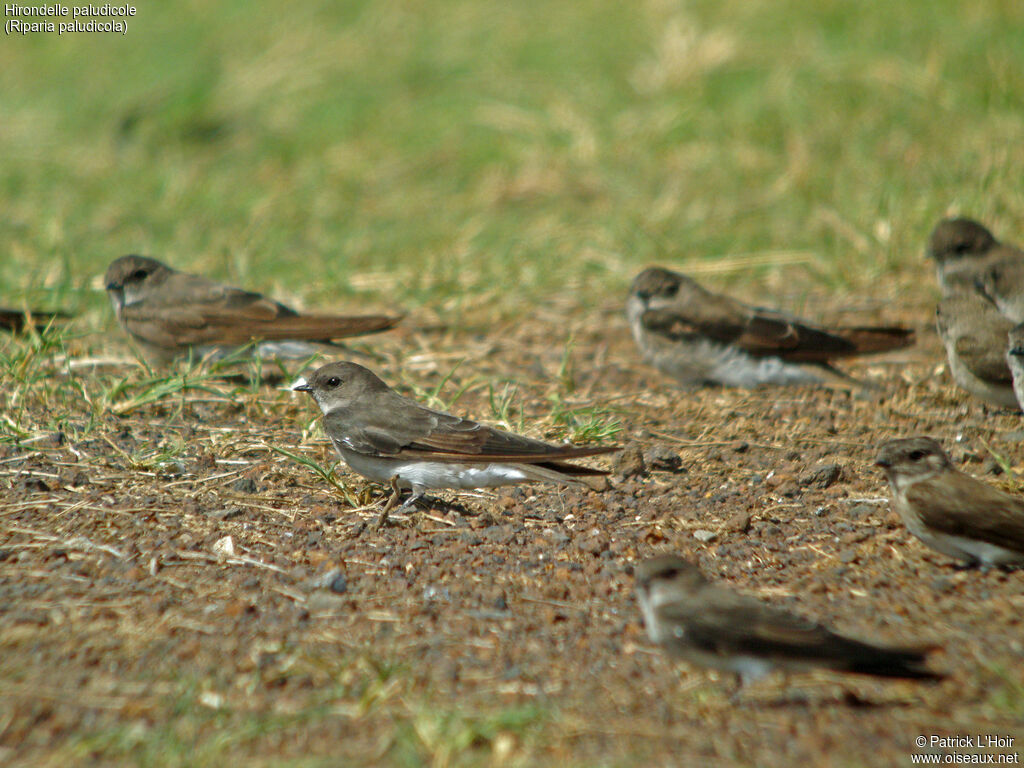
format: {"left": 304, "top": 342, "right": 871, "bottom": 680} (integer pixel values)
{"left": 557, "top": 335, "right": 578, "bottom": 394}
{"left": 102, "top": 433, "right": 187, "bottom": 475}
{"left": 267, "top": 444, "right": 372, "bottom": 507}
{"left": 546, "top": 395, "right": 623, "bottom": 445}
{"left": 543, "top": 335, "right": 623, "bottom": 444}
{"left": 487, "top": 380, "right": 526, "bottom": 433}
{"left": 977, "top": 436, "right": 1017, "bottom": 480}
{"left": 0, "top": 324, "right": 320, "bottom": 449}
{"left": 101, "top": 365, "right": 233, "bottom": 417}
{"left": 1, "top": 325, "right": 81, "bottom": 445}
{"left": 390, "top": 703, "right": 549, "bottom": 768}
{"left": 980, "top": 663, "right": 1024, "bottom": 719}
{"left": 53, "top": 660, "right": 406, "bottom": 768}
{"left": 402, "top": 360, "right": 480, "bottom": 413}
{"left": 50, "top": 669, "right": 549, "bottom": 768}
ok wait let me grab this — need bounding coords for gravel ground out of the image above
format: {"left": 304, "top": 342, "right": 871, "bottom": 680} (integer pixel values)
{"left": 2, "top": 295, "right": 1024, "bottom": 766}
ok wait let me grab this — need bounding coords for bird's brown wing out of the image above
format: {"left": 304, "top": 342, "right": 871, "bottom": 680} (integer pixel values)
{"left": 639, "top": 288, "right": 806, "bottom": 351}
{"left": 906, "top": 477, "right": 1024, "bottom": 552}
{"left": 122, "top": 273, "right": 398, "bottom": 348}
{"left": 642, "top": 300, "right": 911, "bottom": 362}
{"left": 324, "top": 394, "right": 615, "bottom": 465}
{"left": 177, "top": 309, "right": 400, "bottom": 344}
{"left": 954, "top": 335, "right": 1014, "bottom": 385}
{"left": 658, "top": 588, "right": 934, "bottom": 677}
{"left": 657, "top": 588, "right": 840, "bottom": 661}
{"left": 938, "top": 300, "right": 1014, "bottom": 384}
{"left": 936, "top": 292, "right": 1015, "bottom": 383}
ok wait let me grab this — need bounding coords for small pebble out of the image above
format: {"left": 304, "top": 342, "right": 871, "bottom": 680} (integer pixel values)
{"left": 613, "top": 444, "right": 646, "bottom": 478}
{"left": 721, "top": 511, "right": 751, "bottom": 534}
{"left": 643, "top": 446, "right": 684, "bottom": 472}
{"left": 800, "top": 462, "right": 842, "bottom": 489}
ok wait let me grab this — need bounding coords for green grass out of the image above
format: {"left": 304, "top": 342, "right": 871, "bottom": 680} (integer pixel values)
{"left": 2, "top": 0, "right": 1022, "bottom": 328}
{"left": 49, "top": 663, "right": 552, "bottom": 768}
{"left": 981, "top": 663, "right": 1024, "bottom": 719}
{"left": 392, "top": 703, "right": 549, "bottom": 768}
{"left": 268, "top": 443, "right": 373, "bottom": 507}
{"left": 487, "top": 381, "right": 526, "bottom": 433}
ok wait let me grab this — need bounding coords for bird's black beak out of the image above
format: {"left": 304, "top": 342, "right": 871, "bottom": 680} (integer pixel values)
{"left": 874, "top": 457, "right": 891, "bottom": 468}
{"left": 290, "top": 377, "right": 313, "bottom": 393}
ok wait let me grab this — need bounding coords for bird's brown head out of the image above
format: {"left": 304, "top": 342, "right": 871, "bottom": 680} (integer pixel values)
{"left": 874, "top": 437, "right": 952, "bottom": 483}
{"left": 627, "top": 268, "right": 712, "bottom": 325}
{"left": 634, "top": 554, "right": 708, "bottom": 593}
{"left": 291, "top": 361, "right": 390, "bottom": 413}
{"left": 927, "top": 218, "right": 997, "bottom": 265}
{"left": 104, "top": 255, "right": 173, "bottom": 310}
{"left": 629, "top": 267, "right": 688, "bottom": 304}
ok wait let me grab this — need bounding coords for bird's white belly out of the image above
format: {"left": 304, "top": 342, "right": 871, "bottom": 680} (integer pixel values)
{"left": 925, "top": 529, "right": 1024, "bottom": 567}
{"left": 634, "top": 322, "right": 819, "bottom": 387}
{"left": 721, "top": 655, "right": 775, "bottom": 682}
{"left": 195, "top": 340, "right": 322, "bottom": 361}
{"left": 708, "top": 342, "right": 820, "bottom": 387}
{"left": 338, "top": 447, "right": 531, "bottom": 491}
{"left": 893, "top": 493, "right": 1023, "bottom": 566}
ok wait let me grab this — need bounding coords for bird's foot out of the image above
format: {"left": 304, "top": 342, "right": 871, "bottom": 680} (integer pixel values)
{"left": 376, "top": 476, "right": 404, "bottom": 529}
{"left": 952, "top": 560, "right": 983, "bottom": 572}
{"left": 399, "top": 493, "right": 423, "bottom": 510}
{"left": 727, "top": 677, "right": 747, "bottom": 707}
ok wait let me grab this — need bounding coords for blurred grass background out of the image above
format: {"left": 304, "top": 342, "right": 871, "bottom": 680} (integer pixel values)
{"left": 2, "top": 0, "right": 1023, "bottom": 330}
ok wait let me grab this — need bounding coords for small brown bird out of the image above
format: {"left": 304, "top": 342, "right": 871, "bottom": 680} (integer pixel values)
{"left": 875, "top": 437, "right": 1024, "bottom": 569}
{"left": 634, "top": 555, "right": 941, "bottom": 689}
{"left": 935, "top": 291, "right": 1018, "bottom": 410}
{"left": 926, "top": 217, "right": 1014, "bottom": 295}
{"left": 104, "top": 255, "right": 400, "bottom": 362}
{"left": 292, "top": 362, "right": 618, "bottom": 507}
{"left": 927, "top": 217, "right": 1024, "bottom": 322}
{"left": 626, "top": 267, "right": 914, "bottom": 388}
{"left": 0, "top": 307, "right": 70, "bottom": 333}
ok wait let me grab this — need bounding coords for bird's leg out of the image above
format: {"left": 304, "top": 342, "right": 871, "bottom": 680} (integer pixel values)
{"left": 728, "top": 674, "right": 747, "bottom": 706}
{"left": 399, "top": 486, "right": 424, "bottom": 509}
{"left": 775, "top": 670, "right": 798, "bottom": 706}
{"left": 376, "top": 475, "right": 403, "bottom": 529}
{"left": 952, "top": 559, "right": 983, "bottom": 572}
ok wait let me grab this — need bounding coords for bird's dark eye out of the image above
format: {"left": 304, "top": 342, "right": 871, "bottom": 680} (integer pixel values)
{"left": 326, "top": 377, "right": 342, "bottom": 387}
{"left": 640, "top": 284, "right": 675, "bottom": 302}
{"left": 130, "top": 269, "right": 149, "bottom": 281}
{"left": 908, "top": 449, "right": 926, "bottom": 461}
